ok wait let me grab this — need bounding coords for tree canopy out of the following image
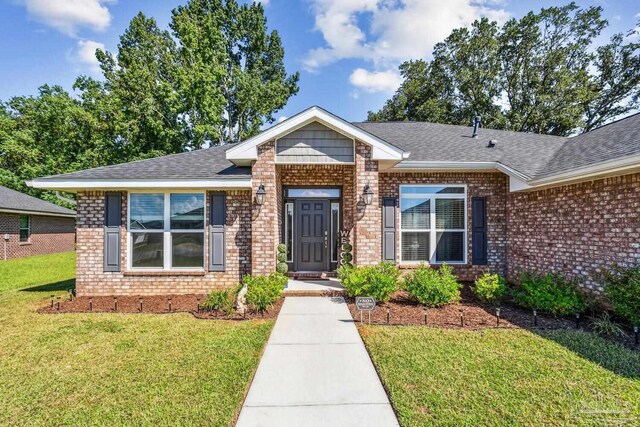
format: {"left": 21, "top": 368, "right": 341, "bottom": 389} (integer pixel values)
{"left": 0, "top": 0, "right": 298, "bottom": 202}
{"left": 369, "top": 2, "right": 640, "bottom": 136}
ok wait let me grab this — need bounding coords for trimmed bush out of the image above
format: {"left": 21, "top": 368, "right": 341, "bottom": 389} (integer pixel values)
{"left": 511, "top": 271, "right": 586, "bottom": 316}
{"left": 276, "top": 244, "right": 288, "bottom": 273}
{"left": 340, "top": 242, "right": 353, "bottom": 268}
{"left": 338, "top": 262, "right": 399, "bottom": 302}
{"left": 202, "top": 289, "right": 235, "bottom": 316}
{"left": 473, "top": 272, "right": 507, "bottom": 305}
{"left": 276, "top": 262, "right": 288, "bottom": 274}
{"left": 244, "top": 272, "right": 287, "bottom": 313}
{"left": 403, "top": 264, "right": 461, "bottom": 307}
{"left": 597, "top": 264, "right": 640, "bottom": 325}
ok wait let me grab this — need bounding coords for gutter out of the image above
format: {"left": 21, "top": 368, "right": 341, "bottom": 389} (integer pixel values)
{"left": 0, "top": 208, "right": 75, "bottom": 218}
{"left": 527, "top": 154, "right": 640, "bottom": 187}
{"left": 27, "top": 178, "right": 253, "bottom": 191}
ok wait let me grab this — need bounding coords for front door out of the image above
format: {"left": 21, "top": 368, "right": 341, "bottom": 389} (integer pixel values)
{"left": 295, "top": 199, "right": 329, "bottom": 271}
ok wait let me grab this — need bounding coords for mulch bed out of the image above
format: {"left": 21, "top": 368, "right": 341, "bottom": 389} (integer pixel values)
{"left": 346, "top": 286, "right": 576, "bottom": 330}
{"left": 38, "top": 294, "right": 283, "bottom": 321}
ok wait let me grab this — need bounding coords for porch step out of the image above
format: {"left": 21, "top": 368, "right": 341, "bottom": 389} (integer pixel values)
{"left": 286, "top": 271, "right": 337, "bottom": 279}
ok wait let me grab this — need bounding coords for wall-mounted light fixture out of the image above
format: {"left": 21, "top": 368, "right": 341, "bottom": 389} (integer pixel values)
{"left": 255, "top": 184, "right": 266, "bottom": 205}
{"left": 362, "top": 184, "right": 374, "bottom": 205}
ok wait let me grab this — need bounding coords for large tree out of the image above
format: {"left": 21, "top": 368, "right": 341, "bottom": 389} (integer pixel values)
{"left": 370, "top": 3, "right": 640, "bottom": 136}
{"left": 170, "top": 0, "right": 299, "bottom": 145}
{"left": 0, "top": 85, "right": 112, "bottom": 203}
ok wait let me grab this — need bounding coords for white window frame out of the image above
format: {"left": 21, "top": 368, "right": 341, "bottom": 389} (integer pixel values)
{"left": 127, "top": 190, "right": 206, "bottom": 271}
{"left": 399, "top": 184, "right": 467, "bottom": 265}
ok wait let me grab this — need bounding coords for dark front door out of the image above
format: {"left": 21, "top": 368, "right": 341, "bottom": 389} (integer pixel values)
{"left": 295, "top": 199, "right": 329, "bottom": 271}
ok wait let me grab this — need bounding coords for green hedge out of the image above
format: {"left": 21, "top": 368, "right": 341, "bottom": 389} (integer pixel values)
{"left": 244, "top": 272, "right": 287, "bottom": 313}
{"left": 511, "top": 271, "right": 586, "bottom": 316}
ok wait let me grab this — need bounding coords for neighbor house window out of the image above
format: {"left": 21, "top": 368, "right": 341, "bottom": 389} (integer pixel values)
{"left": 19, "top": 215, "right": 30, "bottom": 243}
{"left": 400, "top": 185, "right": 466, "bottom": 264}
{"left": 129, "top": 192, "right": 205, "bottom": 270}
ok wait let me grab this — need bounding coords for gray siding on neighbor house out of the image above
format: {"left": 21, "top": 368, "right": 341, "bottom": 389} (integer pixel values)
{"left": 276, "top": 122, "right": 354, "bottom": 164}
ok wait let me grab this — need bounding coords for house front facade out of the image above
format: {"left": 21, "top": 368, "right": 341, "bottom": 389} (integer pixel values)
{"left": 0, "top": 185, "right": 76, "bottom": 260}
{"left": 29, "top": 107, "right": 640, "bottom": 296}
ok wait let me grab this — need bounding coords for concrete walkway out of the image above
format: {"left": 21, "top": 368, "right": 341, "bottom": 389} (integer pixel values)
{"left": 236, "top": 297, "right": 399, "bottom": 427}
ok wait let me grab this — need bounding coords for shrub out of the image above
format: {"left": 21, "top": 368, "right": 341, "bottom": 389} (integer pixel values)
{"left": 244, "top": 272, "right": 287, "bottom": 313}
{"left": 589, "top": 312, "right": 628, "bottom": 338}
{"left": 276, "top": 262, "right": 288, "bottom": 274}
{"left": 511, "top": 271, "right": 587, "bottom": 316}
{"left": 403, "top": 264, "right": 461, "bottom": 307}
{"left": 276, "top": 244, "right": 288, "bottom": 273}
{"left": 597, "top": 264, "right": 640, "bottom": 325}
{"left": 340, "top": 242, "right": 353, "bottom": 267}
{"left": 202, "top": 289, "right": 235, "bottom": 316}
{"left": 338, "top": 262, "right": 399, "bottom": 302}
{"left": 473, "top": 272, "right": 507, "bottom": 305}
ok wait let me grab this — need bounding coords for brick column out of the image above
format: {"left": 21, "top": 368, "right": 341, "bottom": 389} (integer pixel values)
{"left": 353, "top": 141, "right": 381, "bottom": 265}
{"left": 251, "top": 141, "right": 278, "bottom": 275}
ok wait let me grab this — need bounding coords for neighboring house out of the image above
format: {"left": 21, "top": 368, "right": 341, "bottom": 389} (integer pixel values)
{"left": 0, "top": 186, "right": 76, "bottom": 260}
{"left": 28, "top": 106, "right": 640, "bottom": 296}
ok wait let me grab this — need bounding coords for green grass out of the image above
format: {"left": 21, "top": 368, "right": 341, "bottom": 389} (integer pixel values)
{"left": 360, "top": 326, "right": 640, "bottom": 427}
{"left": 0, "top": 252, "right": 273, "bottom": 426}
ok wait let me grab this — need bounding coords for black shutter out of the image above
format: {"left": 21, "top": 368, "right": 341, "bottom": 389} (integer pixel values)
{"left": 209, "top": 192, "right": 226, "bottom": 271}
{"left": 104, "top": 192, "right": 122, "bottom": 272}
{"left": 382, "top": 197, "right": 396, "bottom": 262}
{"left": 471, "top": 197, "right": 488, "bottom": 265}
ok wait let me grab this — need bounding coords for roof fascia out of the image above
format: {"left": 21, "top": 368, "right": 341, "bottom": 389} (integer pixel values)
{"left": 0, "top": 208, "right": 75, "bottom": 218}
{"left": 27, "top": 178, "right": 252, "bottom": 192}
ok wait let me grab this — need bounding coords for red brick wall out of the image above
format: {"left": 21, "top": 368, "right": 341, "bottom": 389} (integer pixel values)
{"left": 75, "top": 190, "right": 251, "bottom": 296}
{"left": 507, "top": 173, "right": 640, "bottom": 292}
{"left": 251, "top": 141, "right": 279, "bottom": 275}
{"left": 379, "top": 172, "right": 508, "bottom": 280}
{"left": 0, "top": 212, "right": 75, "bottom": 260}
{"left": 354, "top": 142, "right": 381, "bottom": 265}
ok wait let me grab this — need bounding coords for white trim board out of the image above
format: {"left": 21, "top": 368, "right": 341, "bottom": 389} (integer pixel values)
{"left": 226, "top": 106, "right": 405, "bottom": 165}
{"left": 27, "top": 178, "right": 252, "bottom": 191}
{"left": 0, "top": 208, "right": 75, "bottom": 218}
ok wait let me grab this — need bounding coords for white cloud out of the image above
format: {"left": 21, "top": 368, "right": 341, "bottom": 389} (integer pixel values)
{"left": 278, "top": 116, "right": 288, "bottom": 123}
{"left": 20, "top": 0, "right": 115, "bottom": 36}
{"left": 304, "top": 0, "right": 509, "bottom": 92}
{"left": 70, "top": 39, "right": 105, "bottom": 75}
{"left": 349, "top": 68, "right": 402, "bottom": 93}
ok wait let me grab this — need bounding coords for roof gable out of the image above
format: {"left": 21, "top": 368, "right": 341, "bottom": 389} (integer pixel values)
{"left": 225, "top": 106, "right": 405, "bottom": 165}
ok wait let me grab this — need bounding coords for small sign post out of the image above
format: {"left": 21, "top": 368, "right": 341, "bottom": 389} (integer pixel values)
{"left": 355, "top": 296, "right": 376, "bottom": 324}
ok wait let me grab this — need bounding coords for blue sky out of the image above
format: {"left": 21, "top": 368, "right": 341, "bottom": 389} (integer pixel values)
{"left": 0, "top": 0, "right": 638, "bottom": 122}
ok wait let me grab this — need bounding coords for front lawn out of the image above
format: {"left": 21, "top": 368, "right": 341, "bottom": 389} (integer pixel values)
{"left": 0, "top": 252, "right": 273, "bottom": 426}
{"left": 361, "top": 326, "right": 640, "bottom": 426}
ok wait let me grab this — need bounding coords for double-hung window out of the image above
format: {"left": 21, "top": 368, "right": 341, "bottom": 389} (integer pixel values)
{"left": 400, "top": 185, "right": 466, "bottom": 264}
{"left": 19, "top": 215, "right": 30, "bottom": 243}
{"left": 129, "top": 192, "right": 205, "bottom": 270}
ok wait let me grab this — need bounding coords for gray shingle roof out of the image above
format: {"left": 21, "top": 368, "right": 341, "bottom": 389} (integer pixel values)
{"left": 0, "top": 186, "right": 75, "bottom": 216}
{"left": 354, "top": 122, "right": 568, "bottom": 179}
{"left": 38, "top": 144, "right": 250, "bottom": 181}
{"left": 31, "top": 112, "right": 640, "bottom": 184}
{"left": 536, "top": 112, "right": 640, "bottom": 179}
